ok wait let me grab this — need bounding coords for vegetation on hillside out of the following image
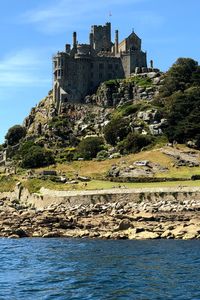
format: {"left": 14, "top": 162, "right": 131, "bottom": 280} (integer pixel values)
{"left": 5, "top": 125, "right": 26, "bottom": 146}
{"left": 1, "top": 57, "right": 200, "bottom": 170}
{"left": 156, "top": 58, "right": 200, "bottom": 146}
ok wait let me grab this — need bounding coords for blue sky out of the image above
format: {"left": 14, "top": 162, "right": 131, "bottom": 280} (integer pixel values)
{"left": 0, "top": 0, "right": 200, "bottom": 143}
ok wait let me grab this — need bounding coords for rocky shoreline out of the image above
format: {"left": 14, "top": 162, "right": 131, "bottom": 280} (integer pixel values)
{"left": 1, "top": 186, "right": 200, "bottom": 239}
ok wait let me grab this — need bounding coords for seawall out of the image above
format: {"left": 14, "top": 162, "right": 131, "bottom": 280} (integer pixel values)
{"left": 1, "top": 185, "right": 200, "bottom": 239}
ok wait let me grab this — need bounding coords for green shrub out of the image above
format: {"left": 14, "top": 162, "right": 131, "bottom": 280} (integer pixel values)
{"left": 133, "top": 76, "right": 153, "bottom": 87}
{"left": 21, "top": 145, "right": 55, "bottom": 168}
{"left": 191, "top": 175, "right": 200, "bottom": 180}
{"left": 160, "top": 58, "right": 199, "bottom": 97}
{"left": 77, "top": 137, "right": 104, "bottom": 160}
{"left": 5, "top": 125, "right": 26, "bottom": 146}
{"left": 56, "top": 148, "right": 76, "bottom": 163}
{"left": 48, "top": 116, "right": 70, "bottom": 139}
{"left": 18, "top": 141, "right": 35, "bottom": 156}
{"left": 116, "top": 102, "right": 141, "bottom": 117}
{"left": 118, "top": 132, "right": 152, "bottom": 154}
{"left": 164, "top": 87, "right": 200, "bottom": 144}
{"left": 104, "top": 116, "right": 130, "bottom": 146}
{"left": 104, "top": 79, "right": 119, "bottom": 87}
{"left": 96, "top": 150, "right": 109, "bottom": 160}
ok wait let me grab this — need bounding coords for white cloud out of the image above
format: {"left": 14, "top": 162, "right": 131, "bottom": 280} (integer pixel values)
{"left": 21, "top": 0, "right": 151, "bottom": 33}
{"left": 0, "top": 49, "right": 51, "bottom": 87}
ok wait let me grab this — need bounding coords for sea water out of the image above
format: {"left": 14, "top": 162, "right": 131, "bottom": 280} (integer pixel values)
{"left": 0, "top": 238, "right": 200, "bottom": 300}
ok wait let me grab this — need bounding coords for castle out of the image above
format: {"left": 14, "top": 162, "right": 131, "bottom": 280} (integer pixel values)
{"left": 53, "top": 22, "right": 147, "bottom": 112}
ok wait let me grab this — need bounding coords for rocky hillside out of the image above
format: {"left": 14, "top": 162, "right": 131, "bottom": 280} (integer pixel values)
{"left": 21, "top": 71, "right": 164, "bottom": 151}
{"left": 2, "top": 57, "right": 200, "bottom": 170}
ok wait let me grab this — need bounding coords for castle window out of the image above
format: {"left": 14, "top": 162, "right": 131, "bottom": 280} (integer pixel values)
{"left": 91, "top": 72, "right": 94, "bottom": 78}
{"left": 115, "top": 64, "right": 119, "bottom": 70}
{"left": 91, "top": 63, "right": 94, "bottom": 68}
{"left": 108, "top": 73, "right": 112, "bottom": 78}
{"left": 99, "top": 73, "right": 103, "bottom": 79}
{"left": 99, "top": 63, "right": 104, "bottom": 69}
{"left": 108, "top": 64, "right": 113, "bottom": 70}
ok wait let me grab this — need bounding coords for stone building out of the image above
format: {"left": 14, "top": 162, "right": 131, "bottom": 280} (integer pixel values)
{"left": 53, "top": 22, "right": 147, "bottom": 112}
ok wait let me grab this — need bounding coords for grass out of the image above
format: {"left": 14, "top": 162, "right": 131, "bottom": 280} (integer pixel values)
{"left": 35, "top": 146, "right": 200, "bottom": 180}
{"left": 2, "top": 144, "right": 200, "bottom": 193}
{"left": 157, "top": 166, "right": 200, "bottom": 179}
{"left": 74, "top": 179, "right": 200, "bottom": 189}
{"left": 0, "top": 176, "right": 17, "bottom": 192}
{"left": 22, "top": 178, "right": 200, "bottom": 193}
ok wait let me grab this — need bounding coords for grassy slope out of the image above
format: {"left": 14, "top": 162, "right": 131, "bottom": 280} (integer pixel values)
{"left": 37, "top": 146, "right": 200, "bottom": 179}
{"left": 2, "top": 145, "right": 200, "bottom": 193}
{"left": 23, "top": 178, "right": 200, "bottom": 194}
{"left": 22, "top": 145, "right": 200, "bottom": 192}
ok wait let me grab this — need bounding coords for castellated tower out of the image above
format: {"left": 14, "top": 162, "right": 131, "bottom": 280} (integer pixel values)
{"left": 53, "top": 23, "right": 147, "bottom": 112}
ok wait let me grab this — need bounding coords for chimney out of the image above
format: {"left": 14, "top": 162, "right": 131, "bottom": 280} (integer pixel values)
{"left": 65, "top": 44, "right": 71, "bottom": 54}
{"left": 89, "top": 32, "right": 94, "bottom": 49}
{"left": 115, "top": 30, "right": 119, "bottom": 55}
{"left": 73, "top": 32, "right": 77, "bottom": 49}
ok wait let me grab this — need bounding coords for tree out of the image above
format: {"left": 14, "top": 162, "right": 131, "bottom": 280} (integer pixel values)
{"left": 160, "top": 58, "right": 198, "bottom": 97}
{"left": 164, "top": 87, "right": 200, "bottom": 144}
{"left": 5, "top": 125, "right": 26, "bottom": 146}
{"left": 118, "top": 132, "right": 152, "bottom": 154}
{"left": 104, "top": 116, "right": 130, "bottom": 146}
{"left": 77, "top": 137, "right": 104, "bottom": 160}
{"left": 21, "top": 145, "right": 54, "bottom": 168}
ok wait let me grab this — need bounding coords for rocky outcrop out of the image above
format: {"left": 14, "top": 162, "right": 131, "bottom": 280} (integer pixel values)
{"left": 23, "top": 92, "right": 56, "bottom": 136}
{"left": 85, "top": 72, "right": 162, "bottom": 107}
{"left": 1, "top": 185, "right": 200, "bottom": 239}
{"left": 162, "top": 147, "right": 200, "bottom": 167}
{"left": 108, "top": 160, "right": 169, "bottom": 179}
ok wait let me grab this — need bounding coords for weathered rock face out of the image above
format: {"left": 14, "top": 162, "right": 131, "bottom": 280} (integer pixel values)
{"left": 162, "top": 148, "right": 200, "bottom": 167}
{"left": 20, "top": 72, "right": 164, "bottom": 154}
{"left": 85, "top": 72, "right": 163, "bottom": 107}
{"left": 108, "top": 160, "right": 169, "bottom": 179}
{"left": 23, "top": 92, "right": 55, "bottom": 136}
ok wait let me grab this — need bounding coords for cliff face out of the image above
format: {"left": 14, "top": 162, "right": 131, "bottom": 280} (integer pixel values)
{"left": 22, "top": 72, "right": 163, "bottom": 148}
{"left": 23, "top": 92, "right": 56, "bottom": 136}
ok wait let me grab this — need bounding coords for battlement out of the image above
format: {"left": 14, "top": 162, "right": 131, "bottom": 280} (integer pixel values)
{"left": 53, "top": 22, "right": 148, "bottom": 111}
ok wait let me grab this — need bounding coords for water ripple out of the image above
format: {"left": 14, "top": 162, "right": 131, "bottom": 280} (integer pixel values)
{"left": 0, "top": 239, "right": 200, "bottom": 299}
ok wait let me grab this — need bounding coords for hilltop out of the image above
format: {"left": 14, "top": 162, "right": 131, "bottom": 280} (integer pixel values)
{"left": 0, "top": 58, "right": 200, "bottom": 240}
{"left": 0, "top": 57, "right": 200, "bottom": 191}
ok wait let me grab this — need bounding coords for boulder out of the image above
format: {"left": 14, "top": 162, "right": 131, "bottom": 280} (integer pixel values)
{"left": 42, "top": 231, "right": 61, "bottom": 238}
{"left": 117, "top": 219, "right": 132, "bottom": 230}
{"left": 135, "top": 231, "right": 160, "bottom": 239}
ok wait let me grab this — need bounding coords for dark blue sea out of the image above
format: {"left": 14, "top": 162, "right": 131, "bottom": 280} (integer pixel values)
{"left": 0, "top": 239, "right": 200, "bottom": 300}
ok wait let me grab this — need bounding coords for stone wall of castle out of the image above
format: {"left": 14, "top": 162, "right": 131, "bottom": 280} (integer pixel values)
{"left": 53, "top": 23, "right": 148, "bottom": 109}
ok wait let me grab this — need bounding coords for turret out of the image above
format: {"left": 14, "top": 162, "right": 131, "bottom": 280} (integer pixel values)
{"left": 73, "top": 31, "right": 77, "bottom": 49}
{"left": 65, "top": 44, "right": 71, "bottom": 54}
{"left": 89, "top": 32, "right": 94, "bottom": 49}
{"left": 115, "top": 30, "right": 119, "bottom": 55}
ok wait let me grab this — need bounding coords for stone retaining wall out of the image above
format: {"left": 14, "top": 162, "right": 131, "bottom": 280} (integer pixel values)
{"left": 2, "top": 185, "right": 199, "bottom": 212}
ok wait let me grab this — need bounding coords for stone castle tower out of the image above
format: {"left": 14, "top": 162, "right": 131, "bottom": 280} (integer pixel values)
{"left": 53, "top": 22, "right": 147, "bottom": 112}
